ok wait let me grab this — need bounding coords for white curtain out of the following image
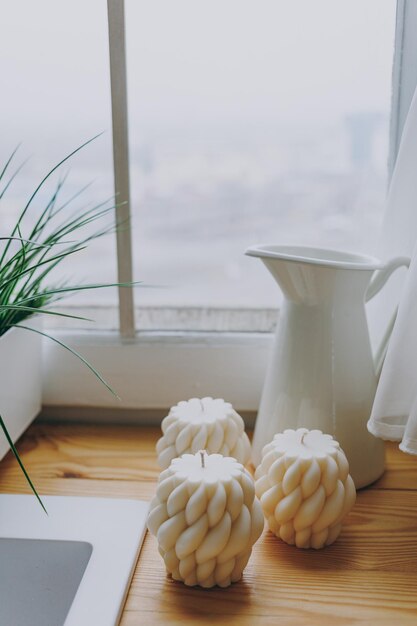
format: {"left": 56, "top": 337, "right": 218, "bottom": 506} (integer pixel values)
{"left": 368, "top": 85, "right": 417, "bottom": 455}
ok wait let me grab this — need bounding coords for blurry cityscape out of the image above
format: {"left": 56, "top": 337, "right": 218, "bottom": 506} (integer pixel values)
{"left": 129, "top": 113, "right": 389, "bottom": 308}
{"left": 0, "top": 112, "right": 390, "bottom": 320}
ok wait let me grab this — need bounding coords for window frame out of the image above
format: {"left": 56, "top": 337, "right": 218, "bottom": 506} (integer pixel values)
{"left": 389, "top": 0, "right": 417, "bottom": 178}
{"left": 41, "top": 0, "right": 410, "bottom": 417}
{"left": 107, "top": 0, "right": 135, "bottom": 338}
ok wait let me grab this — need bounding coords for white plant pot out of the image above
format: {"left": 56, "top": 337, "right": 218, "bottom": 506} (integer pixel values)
{"left": 0, "top": 325, "right": 42, "bottom": 460}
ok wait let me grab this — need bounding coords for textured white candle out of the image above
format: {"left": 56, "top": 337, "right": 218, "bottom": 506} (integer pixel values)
{"left": 147, "top": 451, "right": 264, "bottom": 587}
{"left": 255, "top": 429, "right": 356, "bottom": 549}
{"left": 156, "top": 397, "right": 251, "bottom": 469}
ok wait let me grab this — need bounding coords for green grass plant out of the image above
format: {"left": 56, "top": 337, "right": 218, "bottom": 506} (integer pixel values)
{"left": 0, "top": 138, "right": 134, "bottom": 510}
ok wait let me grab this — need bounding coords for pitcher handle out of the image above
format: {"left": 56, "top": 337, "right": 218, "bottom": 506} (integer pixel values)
{"left": 365, "top": 256, "right": 410, "bottom": 377}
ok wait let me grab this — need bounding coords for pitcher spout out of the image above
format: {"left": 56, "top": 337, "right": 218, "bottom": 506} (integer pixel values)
{"left": 245, "top": 244, "right": 380, "bottom": 305}
{"left": 245, "top": 244, "right": 384, "bottom": 270}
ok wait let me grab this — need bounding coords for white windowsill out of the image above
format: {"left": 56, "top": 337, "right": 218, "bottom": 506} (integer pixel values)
{"left": 42, "top": 330, "right": 273, "bottom": 420}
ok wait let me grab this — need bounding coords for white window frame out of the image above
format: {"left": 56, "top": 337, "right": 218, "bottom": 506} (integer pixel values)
{"left": 389, "top": 0, "right": 417, "bottom": 178}
{"left": 107, "top": 0, "right": 135, "bottom": 339}
{"left": 42, "top": 0, "right": 411, "bottom": 418}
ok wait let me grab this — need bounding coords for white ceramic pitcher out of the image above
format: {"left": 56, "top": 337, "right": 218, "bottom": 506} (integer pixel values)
{"left": 246, "top": 245, "right": 410, "bottom": 488}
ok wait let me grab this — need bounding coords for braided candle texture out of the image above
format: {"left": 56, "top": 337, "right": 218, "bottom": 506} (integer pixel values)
{"left": 255, "top": 429, "right": 356, "bottom": 549}
{"left": 156, "top": 397, "right": 251, "bottom": 469}
{"left": 147, "top": 452, "right": 264, "bottom": 587}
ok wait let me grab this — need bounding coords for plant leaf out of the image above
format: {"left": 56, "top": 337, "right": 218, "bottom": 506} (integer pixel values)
{"left": 14, "top": 281, "right": 141, "bottom": 305}
{"left": 12, "top": 324, "right": 120, "bottom": 399}
{"left": 0, "top": 413, "right": 47, "bottom": 514}
{"left": 0, "top": 304, "right": 93, "bottom": 322}
{"left": 0, "top": 237, "right": 51, "bottom": 247}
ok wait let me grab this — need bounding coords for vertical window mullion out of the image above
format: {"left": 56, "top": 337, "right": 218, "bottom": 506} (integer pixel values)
{"left": 107, "top": 0, "right": 135, "bottom": 338}
{"left": 389, "top": 0, "right": 417, "bottom": 178}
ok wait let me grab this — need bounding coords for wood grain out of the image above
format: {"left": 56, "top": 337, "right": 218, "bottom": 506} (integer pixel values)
{"left": 1, "top": 422, "right": 417, "bottom": 625}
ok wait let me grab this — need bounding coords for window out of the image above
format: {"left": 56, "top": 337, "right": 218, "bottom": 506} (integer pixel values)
{"left": 0, "top": 0, "right": 119, "bottom": 327}
{"left": 3, "top": 1, "right": 414, "bottom": 412}
{"left": 125, "top": 0, "right": 396, "bottom": 330}
{"left": 1, "top": 1, "right": 397, "bottom": 336}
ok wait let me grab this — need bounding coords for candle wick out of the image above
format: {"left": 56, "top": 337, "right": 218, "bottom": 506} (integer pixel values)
{"left": 300, "top": 432, "right": 307, "bottom": 445}
{"left": 199, "top": 450, "right": 206, "bottom": 468}
{"left": 199, "top": 399, "right": 204, "bottom": 412}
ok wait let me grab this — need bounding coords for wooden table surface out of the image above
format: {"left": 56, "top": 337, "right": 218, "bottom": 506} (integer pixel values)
{"left": 1, "top": 422, "right": 417, "bottom": 625}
